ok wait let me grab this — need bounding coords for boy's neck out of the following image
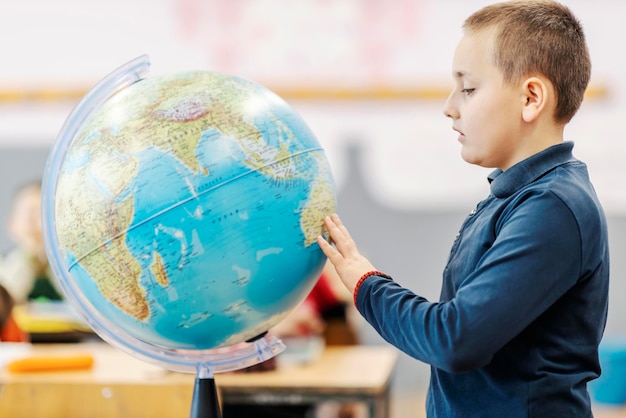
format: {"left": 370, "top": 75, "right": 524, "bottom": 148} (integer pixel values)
{"left": 503, "top": 120, "right": 565, "bottom": 171}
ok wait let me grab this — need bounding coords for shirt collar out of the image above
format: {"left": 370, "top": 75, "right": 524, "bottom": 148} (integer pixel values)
{"left": 487, "top": 142, "right": 576, "bottom": 198}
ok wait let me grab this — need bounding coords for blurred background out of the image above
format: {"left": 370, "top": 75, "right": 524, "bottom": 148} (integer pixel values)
{"left": 1, "top": 0, "right": 624, "bottom": 413}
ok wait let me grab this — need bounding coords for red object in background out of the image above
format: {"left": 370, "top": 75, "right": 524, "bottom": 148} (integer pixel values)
{"left": 1, "top": 314, "right": 28, "bottom": 343}
{"left": 304, "top": 273, "right": 341, "bottom": 314}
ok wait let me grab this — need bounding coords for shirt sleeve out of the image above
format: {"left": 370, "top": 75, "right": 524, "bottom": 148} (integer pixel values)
{"left": 355, "top": 190, "right": 583, "bottom": 373}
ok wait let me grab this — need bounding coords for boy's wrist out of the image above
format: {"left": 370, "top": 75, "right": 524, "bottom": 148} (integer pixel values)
{"left": 353, "top": 270, "right": 393, "bottom": 306}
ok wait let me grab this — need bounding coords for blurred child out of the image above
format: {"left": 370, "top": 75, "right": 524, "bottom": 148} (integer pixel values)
{"left": 0, "top": 182, "right": 62, "bottom": 304}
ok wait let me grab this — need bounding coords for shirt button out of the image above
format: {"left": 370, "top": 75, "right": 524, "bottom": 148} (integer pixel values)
{"left": 454, "top": 232, "right": 461, "bottom": 241}
{"left": 469, "top": 208, "right": 477, "bottom": 216}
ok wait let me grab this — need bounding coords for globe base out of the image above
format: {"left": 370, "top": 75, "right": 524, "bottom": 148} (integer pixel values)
{"left": 190, "top": 376, "right": 222, "bottom": 418}
{"left": 188, "top": 335, "right": 285, "bottom": 418}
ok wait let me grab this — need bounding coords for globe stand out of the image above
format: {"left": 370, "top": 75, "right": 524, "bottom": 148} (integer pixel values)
{"left": 190, "top": 367, "right": 221, "bottom": 418}
{"left": 186, "top": 334, "right": 283, "bottom": 417}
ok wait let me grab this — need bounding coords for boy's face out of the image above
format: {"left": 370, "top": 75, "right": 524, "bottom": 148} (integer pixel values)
{"left": 443, "top": 29, "right": 524, "bottom": 170}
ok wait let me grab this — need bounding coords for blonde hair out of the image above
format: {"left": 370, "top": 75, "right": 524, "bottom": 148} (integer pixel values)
{"left": 464, "top": 0, "right": 590, "bottom": 123}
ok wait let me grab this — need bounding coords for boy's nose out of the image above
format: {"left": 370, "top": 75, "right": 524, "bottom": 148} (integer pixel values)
{"left": 442, "top": 92, "right": 459, "bottom": 119}
{"left": 443, "top": 99, "right": 459, "bottom": 119}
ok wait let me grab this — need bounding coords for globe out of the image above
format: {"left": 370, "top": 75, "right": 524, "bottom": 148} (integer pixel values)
{"left": 41, "top": 55, "right": 336, "bottom": 373}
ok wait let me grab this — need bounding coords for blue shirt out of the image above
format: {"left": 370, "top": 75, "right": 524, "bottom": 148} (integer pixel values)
{"left": 356, "top": 142, "right": 610, "bottom": 418}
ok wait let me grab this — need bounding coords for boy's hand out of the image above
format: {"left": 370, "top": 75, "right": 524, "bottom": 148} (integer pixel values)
{"left": 316, "top": 214, "right": 377, "bottom": 294}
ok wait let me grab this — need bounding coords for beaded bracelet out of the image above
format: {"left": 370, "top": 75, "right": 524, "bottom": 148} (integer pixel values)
{"left": 353, "top": 270, "right": 393, "bottom": 306}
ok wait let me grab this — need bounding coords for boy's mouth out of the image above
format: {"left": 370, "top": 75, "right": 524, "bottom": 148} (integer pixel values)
{"left": 453, "top": 127, "right": 465, "bottom": 141}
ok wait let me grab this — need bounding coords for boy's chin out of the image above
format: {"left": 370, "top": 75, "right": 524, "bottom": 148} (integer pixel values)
{"left": 460, "top": 149, "right": 480, "bottom": 166}
{"left": 459, "top": 148, "right": 496, "bottom": 169}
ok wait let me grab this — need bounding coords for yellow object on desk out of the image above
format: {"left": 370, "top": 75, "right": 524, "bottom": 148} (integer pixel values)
{"left": 6, "top": 354, "right": 94, "bottom": 373}
{"left": 13, "top": 301, "right": 91, "bottom": 334}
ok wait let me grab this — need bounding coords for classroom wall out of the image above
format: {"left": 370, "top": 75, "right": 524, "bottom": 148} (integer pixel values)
{"left": 1, "top": 0, "right": 624, "bottom": 395}
{"left": 1, "top": 0, "right": 624, "bottom": 207}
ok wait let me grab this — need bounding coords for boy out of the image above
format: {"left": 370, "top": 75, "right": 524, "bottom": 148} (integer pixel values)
{"left": 317, "top": 1, "right": 610, "bottom": 417}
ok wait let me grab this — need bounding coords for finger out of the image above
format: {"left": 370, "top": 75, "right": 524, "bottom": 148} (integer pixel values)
{"left": 330, "top": 213, "right": 345, "bottom": 228}
{"left": 316, "top": 234, "right": 332, "bottom": 253}
{"left": 324, "top": 216, "right": 356, "bottom": 255}
{"left": 316, "top": 235, "right": 342, "bottom": 263}
{"left": 329, "top": 214, "right": 356, "bottom": 245}
{"left": 323, "top": 215, "right": 348, "bottom": 242}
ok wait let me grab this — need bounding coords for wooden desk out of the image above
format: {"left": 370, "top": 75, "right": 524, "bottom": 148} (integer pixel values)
{"left": 0, "top": 342, "right": 398, "bottom": 418}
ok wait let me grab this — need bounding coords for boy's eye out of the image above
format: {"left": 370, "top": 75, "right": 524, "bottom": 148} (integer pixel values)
{"left": 461, "top": 88, "right": 475, "bottom": 95}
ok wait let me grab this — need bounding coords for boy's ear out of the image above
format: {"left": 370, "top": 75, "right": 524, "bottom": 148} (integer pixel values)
{"left": 521, "top": 77, "right": 550, "bottom": 123}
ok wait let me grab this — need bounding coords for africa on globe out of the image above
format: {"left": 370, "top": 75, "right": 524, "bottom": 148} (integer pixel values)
{"left": 42, "top": 56, "right": 336, "bottom": 364}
